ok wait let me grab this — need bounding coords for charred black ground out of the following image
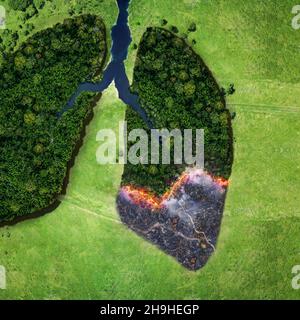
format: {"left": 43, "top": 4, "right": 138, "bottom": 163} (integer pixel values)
{"left": 117, "top": 171, "right": 227, "bottom": 270}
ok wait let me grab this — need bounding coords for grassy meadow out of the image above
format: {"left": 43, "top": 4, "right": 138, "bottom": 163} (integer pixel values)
{"left": 0, "top": 0, "right": 299, "bottom": 299}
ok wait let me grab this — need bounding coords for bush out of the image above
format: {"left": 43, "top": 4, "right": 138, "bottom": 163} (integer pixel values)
{"left": 8, "top": 0, "right": 33, "bottom": 11}
{"left": 160, "top": 19, "right": 168, "bottom": 26}
{"left": 188, "top": 22, "right": 197, "bottom": 32}
{"left": 170, "top": 25, "right": 179, "bottom": 33}
{"left": 227, "top": 83, "right": 236, "bottom": 95}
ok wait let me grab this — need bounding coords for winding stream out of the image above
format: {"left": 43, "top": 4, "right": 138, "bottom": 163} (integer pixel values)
{"left": 61, "top": 0, "right": 153, "bottom": 128}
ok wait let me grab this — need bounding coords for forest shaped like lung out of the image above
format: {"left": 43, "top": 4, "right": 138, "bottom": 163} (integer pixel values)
{"left": 122, "top": 27, "right": 233, "bottom": 194}
{"left": 0, "top": 15, "right": 107, "bottom": 222}
{"left": 117, "top": 27, "right": 234, "bottom": 270}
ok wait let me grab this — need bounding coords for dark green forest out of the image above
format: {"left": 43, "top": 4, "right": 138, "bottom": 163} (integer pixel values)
{"left": 7, "top": 0, "right": 52, "bottom": 12}
{"left": 122, "top": 27, "right": 233, "bottom": 195}
{"left": 0, "top": 14, "right": 107, "bottom": 221}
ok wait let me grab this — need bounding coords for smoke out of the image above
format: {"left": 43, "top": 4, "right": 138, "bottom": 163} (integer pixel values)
{"left": 163, "top": 168, "right": 226, "bottom": 213}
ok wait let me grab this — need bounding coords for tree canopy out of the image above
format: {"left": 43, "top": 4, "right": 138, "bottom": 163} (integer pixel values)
{"left": 122, "top": 27, "right": 233, "bottom": 195}
{"left": 0, "top": 14, "right": 107, "bottom": 221}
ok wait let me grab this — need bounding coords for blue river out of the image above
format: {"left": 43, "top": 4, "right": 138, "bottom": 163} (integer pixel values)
{"left": 61, "top": 0, "right": 154, "bottom": 129}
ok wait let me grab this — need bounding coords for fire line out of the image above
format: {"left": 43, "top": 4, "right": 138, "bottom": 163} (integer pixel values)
{"left": 120, "top": 170, "right": 229, "bottom": 209}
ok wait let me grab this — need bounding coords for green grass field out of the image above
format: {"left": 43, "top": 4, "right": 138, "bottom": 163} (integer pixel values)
{"left": 0, "top": 0, "right": 300, "bottom": 299}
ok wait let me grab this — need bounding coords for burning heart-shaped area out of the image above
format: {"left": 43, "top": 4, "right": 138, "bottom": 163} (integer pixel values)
{"left": 117, "top": 169, "right": 228, "bottom": 270}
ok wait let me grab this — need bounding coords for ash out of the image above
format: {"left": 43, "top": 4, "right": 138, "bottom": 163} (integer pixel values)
{"left": 116, "top": 171, "right": 227, "bottom": 270}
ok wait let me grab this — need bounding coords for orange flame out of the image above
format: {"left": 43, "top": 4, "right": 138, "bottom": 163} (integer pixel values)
{"left": 214, "top": 177, "right": 230, "bottom": 188}
{"left": 121, "top": 170, "right": 229, "bottom": 209}
{"left": 121, "top": 185, "right": 162, "bottom": 209}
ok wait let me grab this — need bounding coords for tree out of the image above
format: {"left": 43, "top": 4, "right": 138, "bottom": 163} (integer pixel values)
{"left": 184, "top": 81, "right": 196, "bottom": 96}
{"left": 25, "top": 4, "right": 38, "bottom": 19}
{"left": 227, "top": 83, "right": 235, "bottom": 95}
{"left": 34, "top": 0, "right": 46, "bottom": 9}
{"left": 170, "top": 25, "right": 179, "bottom": 34}
{"left": 188, "top": 22, "right": 197, "bottom": 32}
{"left": 160, "top": 19, "right": 168, "bottom": 26}
{"left": 14, "top": 52, "right": 27, "bottom": 70}
{"left": 8, "top": 0, "right": 33, "bottom": 11}
{"left": 24, "top": 112, "right": 36, "bottom": 125}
